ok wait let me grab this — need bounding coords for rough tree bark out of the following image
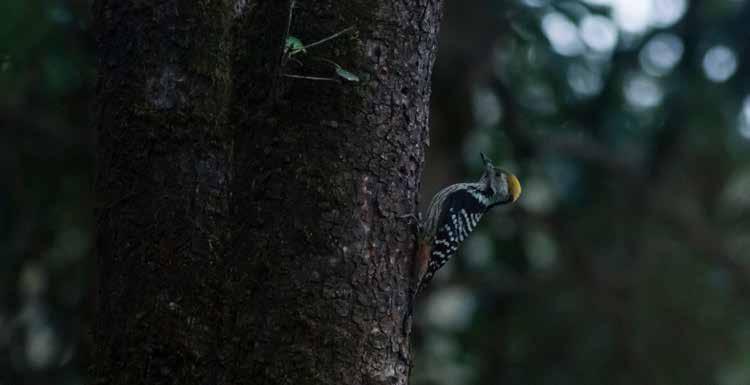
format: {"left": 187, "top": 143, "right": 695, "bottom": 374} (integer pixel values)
{"left": 92, "top": 1, "right": 442, "bottom": 385}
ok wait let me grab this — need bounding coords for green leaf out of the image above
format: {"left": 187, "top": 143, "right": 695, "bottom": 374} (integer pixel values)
{"left": 285, "top": 36, "right": 306, "bottom": 55}
{"left": 335, "top": 66, "right": 359, "bottom": 82}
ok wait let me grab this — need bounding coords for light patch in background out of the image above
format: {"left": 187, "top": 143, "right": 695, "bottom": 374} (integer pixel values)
{"left": 544, "top": 158, "right": 582, "bottom": 202}
{"left": 624, "top": 73, "right": 663, "bottom": 109}
{"left": 14, "top": 299, "right": 64, "bottom": 370}
{"left": 48, "top": 4, "right": 73, "bottom": 24}
{"left": 740, "top": 96, "right": 750, "bottom": 139}
{"left": 463, "top": 233, "right": 493, "bottom": 270}
{"left": 718, "top": 362, "right": 750, "bottom": 385}
{"left": 582, "top": 0, "right": 612, "bottom": 6}
{"left": 519, "top": 176, "right": 557, "bottom": 213}
{"left": 611, "top": 0, "right": 653, "bottom": 33}
{"left": 426, "top": 286, "right": 477, "bottom": 331}
{"left": 650, "top": 0, "right": 688, "bottom": 27}
{"left": 567, "top": 62, "right": 604, "bottom": 97}
{"left": 542, "top": 12, "right": 585, "bottom": 56}
{"left": 525, "top": 230, "right": 559, "bottom": 272}
{"left": 639, "top": 33, "right": 684, "bottom": 76}
{"left": 521, "top": 0, "right": 549, "bottom": 7}
{"left": 582, "top": 0, "right": 688, "bottom": 33}
{"left": 735, "top": 95, "right": 750, "bottom": 140}
{"left": 579, "top": 15, "right": 619, "bottom": 53}
{"left": 742, "top": 95, "right": 750, "bottom": 123}
{"left": 703, "top": 45, "right": 738, "bottom": 83}
{"left": 419, "top": 334, "right": 474, "bottom": 385}
{"left": 471, "top": 87, "right": 502, "bottom": 127}
{"left": 26, "top": 322, "right": 59, "bottom": 369}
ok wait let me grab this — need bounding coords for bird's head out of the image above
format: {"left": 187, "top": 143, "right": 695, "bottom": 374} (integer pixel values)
{"left": 480, "top": 152, "right": 522, "bottom": 207}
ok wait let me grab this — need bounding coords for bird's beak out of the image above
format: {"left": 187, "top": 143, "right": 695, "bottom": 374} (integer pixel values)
{"left": 507, "top": 173, "right": 522, "bottom": 203}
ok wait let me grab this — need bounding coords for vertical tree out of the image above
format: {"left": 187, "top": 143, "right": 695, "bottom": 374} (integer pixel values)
{"left": 92, "top": 1, "right": 442, "bottom": 384}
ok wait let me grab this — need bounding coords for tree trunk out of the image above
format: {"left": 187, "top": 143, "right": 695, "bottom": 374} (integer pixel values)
{"left": 92, "top": 1, "right": 442, "bottom": 385}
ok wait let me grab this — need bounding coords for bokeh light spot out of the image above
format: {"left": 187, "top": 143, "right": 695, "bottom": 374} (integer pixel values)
{"left": 738, "top": 96, "right": 750, "bottom": 140}
{"left": 651, "top": 0, "right": 688, "bottom": 27}
{"left": 542, "top": 12, "right": 585, "bottom": 56}
{"left": 579, "top": 15, "right": 619, "bottom": 52}
{"left": 26, "top": 323, "right": 59, "bottom": 369}
{"left": 639, "top": 33, "right": 684, "bottom": 76}
{"left": 582, "top": 0, "right": 613, "bottom": 6}
{"left": 426, "top": 287, "right": 478, "bottom": 331}
{"left": 737, "top": 119, "right": 750, "bottom": 140}
{"left": 567, "top": 62, "right": 604, "bottom": 97}
{"left": 703, "top": 45, "right": 738, "bottom": 83}
{"left": 583, "top": 0, "right": 687, "bottom": 34}
{"left": 464, "top": 233, "right": 493, "bottom": 270}
{"left": 471, "top": 87, "right": 502, "bottom": 127}
{"left": 742, "top": 95, "right": 750, "bottom": 123}
{"left": 611, "top": 0, "right": 652, "bottom": 34}
{"left": 519, "top": 176, "right": 557, "bottom": 213}
{"left": 624, "top": 73, "right": 663, "bottom": 109}
{"left": 526, "top": 230, "right": 559, "bottom": 272}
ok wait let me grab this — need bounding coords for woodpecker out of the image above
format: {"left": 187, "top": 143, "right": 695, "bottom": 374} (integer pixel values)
{"left": 404, "top": 153, "right": 521, "bottom": 332}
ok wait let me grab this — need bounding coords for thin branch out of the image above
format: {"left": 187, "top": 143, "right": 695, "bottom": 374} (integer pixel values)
{"left": 280, "top": 0, "right": 296, "bottom": 66}
{"left": 273, "top": 0, "right": 297, "bottom": 100}
{"left": 291, "top": 26, "right": 356, "bottom": 55}
{"left": 284, "top": 0, "right": 295, "bottom": 46}
{"left": 312, "top": 56, "right": 340, "bottom": 67}
{"left": 282, "top": 73, "right": 340, "bottom": 82}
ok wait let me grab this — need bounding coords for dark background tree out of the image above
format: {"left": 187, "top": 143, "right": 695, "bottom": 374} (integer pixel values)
{"left": 4, "top": 0, "right": 750, "bottom": 385}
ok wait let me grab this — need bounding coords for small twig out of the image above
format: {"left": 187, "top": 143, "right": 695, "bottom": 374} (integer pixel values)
{"left": 287, "top": 2, "right": 296, "bottom": 25}
{"left": 312, "top": 56, "right": 339, "bottom": 67}
{"left": 282, "top": 73, "right": 340, "bottom": 82}
{"left": 290, "top": 26, "right": 355, "bottom": 56}
{"left": 280, "top": 0, "right": 296, "bottom": 65}
{"left": 284, "top": 0, "right": 295, "bottom": 44}
{"left": 273, "top": 0, "right": 297, "bottom": 101}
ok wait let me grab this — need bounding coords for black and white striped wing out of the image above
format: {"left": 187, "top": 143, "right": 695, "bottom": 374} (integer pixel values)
{"left": 420, "top": 187, "right": 488, "bottom": 287}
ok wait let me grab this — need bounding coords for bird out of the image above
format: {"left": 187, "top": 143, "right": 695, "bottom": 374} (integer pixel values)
{"left": 403, "top": 152, "right": 521, "bottom": 333}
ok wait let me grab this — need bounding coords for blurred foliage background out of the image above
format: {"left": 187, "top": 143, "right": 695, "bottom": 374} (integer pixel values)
{"left": 1, "top": 0, "right": 93, "bottom": 384}
{"left": 3, "top": 0, "right": 750, "bottom": 384}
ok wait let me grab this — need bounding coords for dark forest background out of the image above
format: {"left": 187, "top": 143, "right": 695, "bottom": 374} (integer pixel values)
{"left": 3, "top": 0, "right": 750, "bottom": 384}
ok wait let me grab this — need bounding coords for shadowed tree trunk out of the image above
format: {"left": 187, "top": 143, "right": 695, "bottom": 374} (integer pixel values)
{"left": 92, "top": 1, "right": 442, "bottom": 384}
